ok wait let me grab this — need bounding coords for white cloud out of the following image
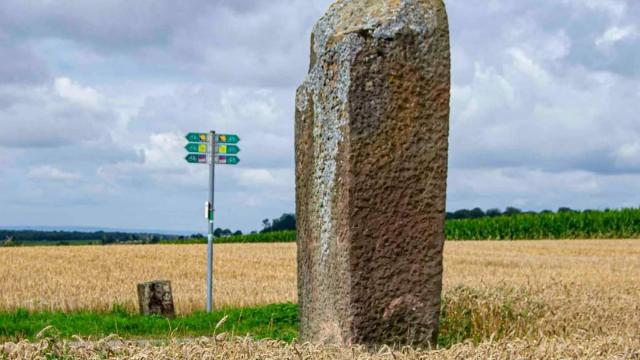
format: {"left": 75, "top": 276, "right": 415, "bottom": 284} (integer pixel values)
{"left": 562, "top": 0, "right": 627, "bottom": 19}
{"left": 236, "top": 169, "right": 277, "bottom": 187}
{"left": 615, "top": 142, "right": 640, "bottom": 170}
{"left": 139, "top": 133, "right": 184, "bottom": 170}
{"left": 54, "top": 77, "right": 102, "bottom": 109}
{"left": 235, "top": 168, "right": 294, "bottom": 188}
{"left": 28, "top": 165, "right": 80, "bottom": 182}
{"left": 595, "top": 25, "right": 637, "bottom": 47}
{"left": 97, "top": 131, "right": 201, "bottom": 185}
{"left": 544, "top": 31, "right": 571, "bottom": 61}
{"left": 452, "top": 63, "right": 515, "bottom": 124}
{"left": 508, "top": 48, "right": 551, "bottom": 85}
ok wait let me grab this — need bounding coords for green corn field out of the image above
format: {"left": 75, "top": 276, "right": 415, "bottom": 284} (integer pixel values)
{"left": 212, "top": 208, "right": 640, "bottom": 243}
{"left": 445, "top": 208, "right": 640, "bottom": 240}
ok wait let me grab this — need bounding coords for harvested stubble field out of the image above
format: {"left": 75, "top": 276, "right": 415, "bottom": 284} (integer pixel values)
{"left": 1, "top": 240, "right": 639, "bottom": 359}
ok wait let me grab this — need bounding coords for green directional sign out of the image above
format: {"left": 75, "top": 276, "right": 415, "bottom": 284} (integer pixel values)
{"left": 185, "top": 154, "right": 208, "bottom": 164}
{"left": 185, "top": 133, "right": 240, "bottom": 144}
{"left": 185, "top": 143, "right": 208, "bottom": 153}
{"left": 216, "top": 134, "right": 240, "bottom": 144}
{"left": 186, "top": 132, "right": 209, "bottom": 143}
{"left": 215, "top": 155, "right": 240, "bottom": 165}
{"left": 217, "top": 144, "right": 240, "bottom": 154}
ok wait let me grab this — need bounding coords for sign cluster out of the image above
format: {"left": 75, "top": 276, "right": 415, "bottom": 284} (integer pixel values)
{"left": 184, "top": 132, "right": 241, "bottom": 165}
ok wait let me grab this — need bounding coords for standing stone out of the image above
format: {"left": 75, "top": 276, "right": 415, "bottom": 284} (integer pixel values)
{"left": 137, "top": 280, "right": 175, "bottom": 318}
{"left": 295, "top": 0, "right": 450, "bottom": 347}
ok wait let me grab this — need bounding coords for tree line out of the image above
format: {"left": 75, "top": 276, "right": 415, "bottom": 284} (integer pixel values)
{"left": 445, "top": 207, "right": 579, "bottom": 220}
{"left": 0, "top": 228, "right": 244, "bottom": 246}
{"left": 261, "top": 213, "right": 296, "bottom": 233}
{"left": 258, "top": 207, "right": 587, "bottom": 230}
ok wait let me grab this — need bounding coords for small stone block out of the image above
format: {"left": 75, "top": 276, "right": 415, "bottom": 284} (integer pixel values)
{"left": 137, "top": 280, "right": 175, "bottom": 318}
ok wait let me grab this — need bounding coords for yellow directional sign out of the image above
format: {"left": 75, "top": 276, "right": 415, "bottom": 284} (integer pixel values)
{"left": 186, "top": 133, "right": 209, "bottom": 143}
{"left": 217, "top": 144, "right": 240, "bottom": 154}
{"left": 185, "top": 143, "right": 208, "bottom": 153}
{"left": 216, "top": 134, "right": 240, "bottom": 144}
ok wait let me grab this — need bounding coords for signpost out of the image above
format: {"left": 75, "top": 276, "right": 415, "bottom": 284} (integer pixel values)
{"left": 184, "top": 131, "right": 240, "bottom": 312}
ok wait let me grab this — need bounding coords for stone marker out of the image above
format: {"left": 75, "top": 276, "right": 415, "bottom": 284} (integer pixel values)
{"left": 295, "top": 0, "right": 450, "bottom": 347}
{"left": 137, "top": 280, "right": 175, "bottom": 318}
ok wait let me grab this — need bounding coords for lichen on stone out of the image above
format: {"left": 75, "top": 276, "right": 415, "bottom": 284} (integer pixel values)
{"left": 298, "top": 9, "right": 366, "bottom": 267}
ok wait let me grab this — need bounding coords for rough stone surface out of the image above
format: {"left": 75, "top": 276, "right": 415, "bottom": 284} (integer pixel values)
{"left": 295, "top": 0, "right": 450, "bottom": 347}
{"left": 137, "top": 280, "right": 175, "bottom": 318}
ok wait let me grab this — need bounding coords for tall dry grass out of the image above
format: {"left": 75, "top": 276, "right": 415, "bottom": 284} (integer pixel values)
{"left": 2, "top": 333, "right": 639, "bottom": 359}
{"left": 443, "top": 240, "right": 640, "bottom": 340}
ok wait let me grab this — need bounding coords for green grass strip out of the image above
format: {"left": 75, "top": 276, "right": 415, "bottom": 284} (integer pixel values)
{"left": 0, "top": 303, "right": 298, "bottom": 343}
{"left": 0, "top": 298, "right": 533, "bottom": 349}
{"left": 162, "top": 230, "right": 297, "bottom": 245}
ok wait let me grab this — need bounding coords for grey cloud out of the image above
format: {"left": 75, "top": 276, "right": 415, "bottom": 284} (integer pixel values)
{"left": 0, "top": 109, "right": 113, "bottom": 148}
{"left": 446, "top": 168, "right": 640, "bottom": 212}
{"left": 0, "top": 39, "right": 49, "bottom": 84}
{"left": 0, "top": 81, "right": 118, "bottom": 148}
{"left": 0, "top": 0, "right": 332, "bottom": 88}
{"left": 1, "top": 0, "right": 639, "bottom": 231}
{"left": 449, "top": 0, "right": 639, "bottom": 80}
{"left": 0, "top": 0, "right": 181, "bottom": 49}
{"left": 448, "top": 0, "right": 640, "bottom": 178}
{"left": 40, "top": 141, "right": 142, "bottom": 168}
{"left": 566, "top": 25, "right": 640, "bottom": 77}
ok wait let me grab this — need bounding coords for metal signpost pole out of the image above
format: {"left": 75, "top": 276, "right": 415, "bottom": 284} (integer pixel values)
{"left": 206, "top": 131, "right": 216, "bottom": 313}
{"left": 185, "top": 131, "right": 239, "bottom": 313}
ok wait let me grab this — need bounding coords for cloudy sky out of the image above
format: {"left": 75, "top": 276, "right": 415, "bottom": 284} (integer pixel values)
{"left": 0, "top": 0, "right": 638, "bottom": 233}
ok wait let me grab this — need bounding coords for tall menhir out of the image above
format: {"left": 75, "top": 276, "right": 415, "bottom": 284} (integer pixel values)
{"left": 295, "top": 0, "right": 450, "bottom": 347}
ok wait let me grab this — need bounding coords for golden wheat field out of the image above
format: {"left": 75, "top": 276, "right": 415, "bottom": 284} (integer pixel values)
{"left": 0, "top": 243, "right": 297, "bottom": 314}
{"left": 1, "top": 240, "right": 640, "bottom": 359}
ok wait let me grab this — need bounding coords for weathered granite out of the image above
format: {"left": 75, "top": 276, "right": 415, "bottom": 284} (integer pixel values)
{"left": 295, "top": 0, "right": 450, "bottom": 347}
{"left": 137, "top": 280, "right": 175, "bottom": 318}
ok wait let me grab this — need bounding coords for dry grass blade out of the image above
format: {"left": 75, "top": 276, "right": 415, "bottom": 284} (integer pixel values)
{"left": 215, "top": 315, "right": 229, "bottom": 332}
{"left": 35, "top": 325, "right": 55, "bottom": 340}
